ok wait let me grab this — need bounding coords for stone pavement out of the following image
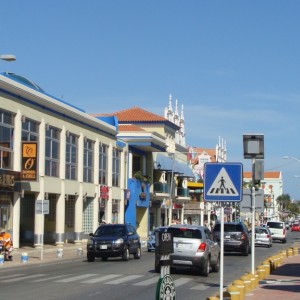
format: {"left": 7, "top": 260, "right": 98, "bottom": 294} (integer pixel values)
{"left": 245, "top": 252, "right": 300, "bottom": 300}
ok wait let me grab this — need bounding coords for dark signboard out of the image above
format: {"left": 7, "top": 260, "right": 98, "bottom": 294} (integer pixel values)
{"left": 155, "top": 231, "right": 173, "bottom": 256}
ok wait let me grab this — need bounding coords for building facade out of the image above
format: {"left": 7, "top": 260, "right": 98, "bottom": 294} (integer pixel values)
{"left": 0, "top": 72, "right": 128, "bottom": 248}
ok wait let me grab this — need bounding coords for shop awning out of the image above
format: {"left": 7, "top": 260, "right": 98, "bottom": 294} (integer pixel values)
{"left": 153, "top": 153, "right": 173, "bottom": 171}
{"left": 179, "top": 162, "right": 195, "bottom": 178}
{"left": 152, "top": 153, "right": 195, "bottom": 178}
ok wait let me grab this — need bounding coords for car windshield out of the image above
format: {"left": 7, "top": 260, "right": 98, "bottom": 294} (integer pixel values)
{"left": 94, "top": 226, "right": 126, "bottom": 237}
{"left": 167, "top": 227, "right": 202, "bottom": 239}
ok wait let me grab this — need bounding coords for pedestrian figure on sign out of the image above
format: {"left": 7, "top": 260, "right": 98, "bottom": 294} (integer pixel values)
{"left": 218, "top": 176, "right": 226, "bottom": 189}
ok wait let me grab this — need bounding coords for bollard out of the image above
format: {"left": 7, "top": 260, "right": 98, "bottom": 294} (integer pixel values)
{"left": 253, "top": 272, "right": 259, "bottom": 287}
{"left": 246, "top": 273, "right": 257, "bottom": 290}
{"left": 227, "top": 285, "right": 240, "bottom": 300}
{"left": 240, "top": 275, "right": 252, "bottom": 294}
{"left": 256, "top": 266, "right": 266, "bottom": 280}
{"left": 269, "top": 256, "right": 275, "bottom": 271}
{"left": 233, "top": 279, "right": 245, "bottom": 300}
{"left": 57, "top": 248, "right": 63, "bottom": 258}
{"left": 0, "top": 254, "right": 4, "bottom": 264}
{"left": 261, "top": 260, "right": 270, "bottom": 276}
{"left": 281, "top": 249, "right": 287, "bottom": 258}
{"left": 293, "top": 247, "right": 298, "bottom": 255}
{"left": 287, "top": 248, "right": 293, "bottom": 257}
{"left": 216, "top": 291, "right": 231, "bottom": 300}
{"left": 77, "top": 248, "right": 83, "bottom": 255}
{"left": 21, "top": 252, "right": 29, "bottom": 263}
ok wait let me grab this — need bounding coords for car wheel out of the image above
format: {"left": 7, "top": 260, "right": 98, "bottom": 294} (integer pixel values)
{"left": 212, "top": 255, "right": 220, "bottom": 272}
{"left": 201, "top": 257, "right": 210, "bottom": 277}
{"left": 87, "top": 253, "right": 95, "bottom": 262}
{"left": 102, "top": 257, "right": 108, "bottom": 261}
{"left": 282, "top": 239, "right": 287, "bottom": 244}
{"left": 243, "top": 245, "right": 249, "bottom": 256}
{"left": 134, "top": 246, "right": 141, "bottom": 259}
{"left": 122, "top": 247, "right": 130, "bottom": 261}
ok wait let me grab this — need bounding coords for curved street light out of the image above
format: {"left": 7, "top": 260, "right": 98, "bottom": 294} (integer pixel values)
{"left": 0, "top": 54, "right": 16, "bottom": 61}
{"left": 283, "top": 156, "right": 300, "bottom": 163}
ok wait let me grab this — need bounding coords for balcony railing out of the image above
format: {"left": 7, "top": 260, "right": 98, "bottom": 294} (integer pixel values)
{"left": 176, "top": 187, "right": 190, "bottom": 198}
{"left": 153, "top": 182, "right": 169, "bottom": 193}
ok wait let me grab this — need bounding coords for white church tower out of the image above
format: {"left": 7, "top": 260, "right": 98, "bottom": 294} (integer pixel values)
{"left": 164, "top": 94, "right": 186, "bottom": 147}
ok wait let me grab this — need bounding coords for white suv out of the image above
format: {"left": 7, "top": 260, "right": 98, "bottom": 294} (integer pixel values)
{"left": 267, "top": 221, "right": 287, "bottom": 243}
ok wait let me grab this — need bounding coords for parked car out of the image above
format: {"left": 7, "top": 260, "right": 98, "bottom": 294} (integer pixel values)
{"left": 87, "top": 223, "right": 141, "bottom": 262}
{"left": 147, "top": 226, "right": 168, "bottom": 252}
{"left": 266, "top": 221, "right": 287, "bottom": 243}
{"left": 291, "top": 223, "right": 300, "bottom": 232}
{"left": 155, "top": 224, "right": 220, "bottom": 276}
{"left": 254, "top": 226, "right": 272, "bottom": 248}
{"left": 212, "top": 222, "right": 251, "bottom": 256}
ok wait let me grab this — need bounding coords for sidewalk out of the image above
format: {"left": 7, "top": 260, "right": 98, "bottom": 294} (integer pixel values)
{"left": 245, "top": 250, "right": 300, "bottom": 300}
{"left": 0, "top": 242, "right": 87, "bottom": 268}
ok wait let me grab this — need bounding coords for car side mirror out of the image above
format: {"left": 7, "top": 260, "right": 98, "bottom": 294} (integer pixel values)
{"left": 89, "top": 233, "right": 94, "bottom": 236}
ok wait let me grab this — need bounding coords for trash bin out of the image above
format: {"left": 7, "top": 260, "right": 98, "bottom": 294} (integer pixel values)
{"left": 21, "top": 252, "right": 28, "bottom": 263}
{"left": 57, "top": 248, "right": 63, "bottom": 258}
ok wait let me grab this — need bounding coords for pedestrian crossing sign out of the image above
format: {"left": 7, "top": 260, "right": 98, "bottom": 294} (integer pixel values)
{"left": 204, "top": 162, "right": 243, "bottom": 202}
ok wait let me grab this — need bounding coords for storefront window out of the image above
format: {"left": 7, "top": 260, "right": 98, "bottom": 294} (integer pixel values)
{"left": 45, "top": 126, "right": 60, "bottom": 177}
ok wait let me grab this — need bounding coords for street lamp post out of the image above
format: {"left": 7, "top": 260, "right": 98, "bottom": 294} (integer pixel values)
{"left": 243, "top": 134, "right": 264, "bottom": 275}
{"left": 0, "top": 54, "right": 16, "bottom": 62}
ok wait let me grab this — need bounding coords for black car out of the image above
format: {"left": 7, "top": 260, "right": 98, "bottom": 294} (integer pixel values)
{"left": 87, "top": 224, "right": 141, "bottom": 262}
{"left": 212, "top": 222, "right": 251, "bottom": 256}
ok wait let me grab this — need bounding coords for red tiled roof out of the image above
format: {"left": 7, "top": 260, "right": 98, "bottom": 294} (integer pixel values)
{"left": 243, "top": 171, "right": 281, "bottom": 179}
{"left": 91, "top": 106, "right": 167, "bottom": 122}
{"left": 118, "top": 124, "right": 145, "bottom": 132}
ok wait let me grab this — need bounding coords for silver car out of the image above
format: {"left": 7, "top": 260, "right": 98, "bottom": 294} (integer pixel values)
{"left": 155, "top": 224, "right": 220, "bottom": 276}
{"left": 255, "top": 226, "right": 272, "bottom": 248}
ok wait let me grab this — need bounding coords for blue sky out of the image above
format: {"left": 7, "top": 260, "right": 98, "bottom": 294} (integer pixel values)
{"left": 1, "top": 1, "right": 300, "bottom": 199}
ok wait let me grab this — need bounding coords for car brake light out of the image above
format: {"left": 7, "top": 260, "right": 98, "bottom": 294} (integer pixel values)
{"left": 267, "top": 234, "right": 270, "bottom": 238}
{"left": 197, "top": 242, "right": 207, "bottom": 252}
{"left": 283, "top": 228, "right": 286, "bottom": 235}
{"left": 241, "top": 233, "right": 246, "bottom": 240}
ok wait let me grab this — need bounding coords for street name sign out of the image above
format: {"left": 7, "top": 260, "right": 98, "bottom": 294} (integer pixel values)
{"left": 204, "top": 162, "right": 243, "bottom": 202}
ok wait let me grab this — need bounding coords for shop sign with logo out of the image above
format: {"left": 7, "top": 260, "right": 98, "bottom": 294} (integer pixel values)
{"left": 21, "top": 142, "right": 38, "bottom": 181}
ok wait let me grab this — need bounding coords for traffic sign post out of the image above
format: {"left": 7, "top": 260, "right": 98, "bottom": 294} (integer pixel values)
{"left": 204, "top": 162, "right": 243, "bottom": 300}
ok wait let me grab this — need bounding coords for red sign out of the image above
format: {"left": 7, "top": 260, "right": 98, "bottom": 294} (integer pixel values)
{"left": 100, "top": 185, "right": 109, "bottom": 199}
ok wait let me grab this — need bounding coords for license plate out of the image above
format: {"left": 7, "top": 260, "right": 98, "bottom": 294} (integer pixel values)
{"left": 225, "top": 235, "right": 230, "bottom": 239}
{"left": 100, "top": 245, "right": 107, "bottom": 249}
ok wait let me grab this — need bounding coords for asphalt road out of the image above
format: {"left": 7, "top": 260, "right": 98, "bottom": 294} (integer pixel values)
{"left": 0, "top": 231, "right": 298, "bottom": 300}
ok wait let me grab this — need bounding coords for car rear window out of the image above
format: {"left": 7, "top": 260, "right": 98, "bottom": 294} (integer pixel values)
{"left": 256, "top": 228, "right": 268, "bottom": 234}
{"left": 267, "top": 222, "right": 283, "bottom": 229}
{"left": 167, "top": 228, "right": 202, "bottom": 239}
{"left": 214, "top": 224, "right": 243, "bottom": 232}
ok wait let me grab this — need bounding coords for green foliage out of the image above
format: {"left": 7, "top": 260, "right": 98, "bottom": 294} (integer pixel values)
{"left": 133, "top": 171, "right": 151, "bottom": 183}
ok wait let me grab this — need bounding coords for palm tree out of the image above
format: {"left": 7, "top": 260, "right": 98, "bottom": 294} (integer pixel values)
{"left": 276, "top": 194, "right": 292, "bottom": 211}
